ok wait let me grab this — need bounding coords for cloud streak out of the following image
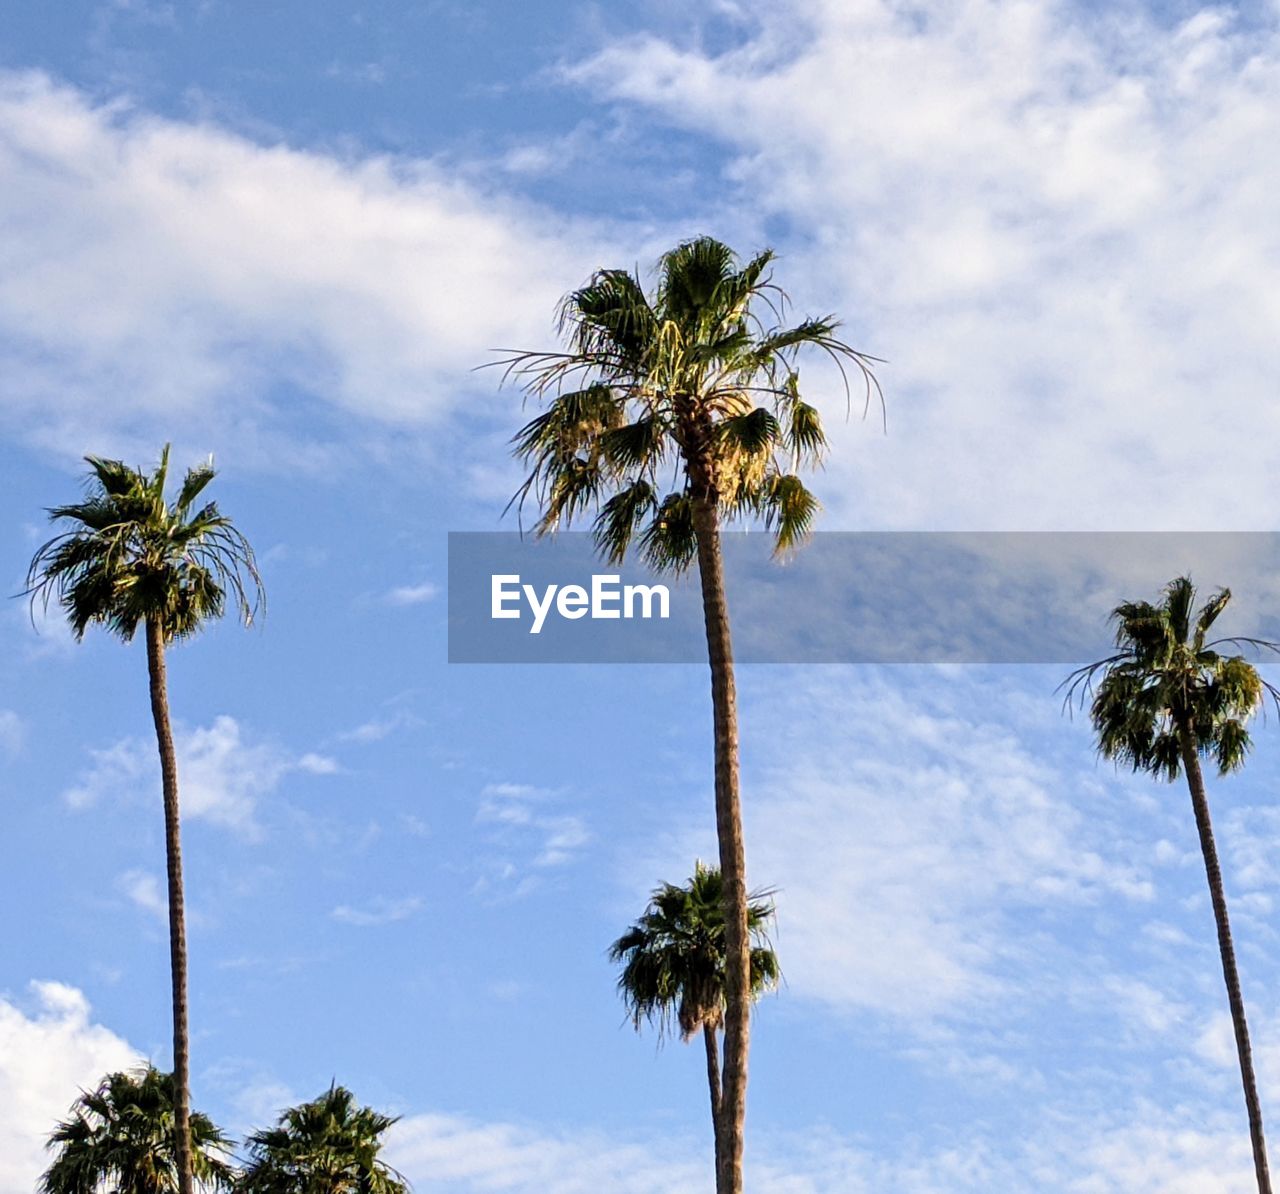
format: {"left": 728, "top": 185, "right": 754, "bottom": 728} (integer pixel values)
{"left": 330, "top": 895, "right": 424, "bottom": 926}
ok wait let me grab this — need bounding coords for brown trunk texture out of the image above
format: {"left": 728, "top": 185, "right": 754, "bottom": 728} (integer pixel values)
{"left": 704, "top": 1022, "right": 723, "bottom": 1177}
{"left": 691, "top": 495, "right": 750, "bottom": 1194}
{"left": 1181, "top": 732, "right": 1272, "bottom": 1194}
{"left": 146, "top": 618, "right": 193, "bottom": 1194}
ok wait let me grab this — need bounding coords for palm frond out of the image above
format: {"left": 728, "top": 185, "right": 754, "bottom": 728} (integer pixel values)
{"left": 1064, "top": 575, "right": 1277, "bottom": 780}
{"left": 27, "top": 448, "right": 263, "bottom": 645}
{"left": 637, "top": 493, "right": 697, "bottom": 573}
{"left": 498, "top": 236, "right": 881, "bottom": 569}
{"left": 610, "top": 862, "right": 780, "bottom": 1045}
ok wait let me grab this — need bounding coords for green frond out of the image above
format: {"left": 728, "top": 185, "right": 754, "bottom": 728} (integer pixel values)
{"left": 539, "top": 456, "right": 604, "bottom": 534}
{"left": 610, "top": 862, "right": 780, "bottom": 1046}
{"left": 785, "top": 396, "right": 827, "bottom": 464}
{"left": 637, "top": 493, "right": 697, "bottom": 574}
{"left": 27, "top": 448, "right": 263, "bottom": 646}
{"left": 717, "top": 407, "right": 781, "bottom": 459}
{"left": 593, "top": 480, "right": 658, "bottom": 565}
{"left": 1164, "top": 575, "right": 1195, "bottom": 644}
{"left": 745, "top": 317, "right": 841, "bottom": 365}
{"left": 1069, "top": 575, "right": 1277, "bottom": 784}
{"left": 175, "top": 460, "right": 216, "bottom": 516}
{"left": 598, "top": 417, "right": 666, "bottom": 474}
{"left": 502, "top": 236, "right": 880, "bottom": 565}
{"left": 657, "top": 237, "right": 741, "bottom": 331}
{"left": 758, "top": 473, "right": 820, "bottom": 553}
{"left": 563, "top": 269, "right": 658, "bottom": 366}
{"left": 1194, "top": 587, "right": 1231, "bottom": 647}
{"left": 40, "top": 1067, "right": 234, "bottom": 1194}
{"left": 239, "top": 1085, "right": 408, "bottom": 1194}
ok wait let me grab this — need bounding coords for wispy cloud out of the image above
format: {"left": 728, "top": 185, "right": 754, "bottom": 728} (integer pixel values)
{"left": 385, "top": 582, "right": 439, "bottom": 606}
{"left": 0, "top": 710, "right": 22, "bottom": 757}
{"left": 474, "top": 782, "right": 591, "bottom": 893}
{"left": 116, "top": 868, "right": 166, "bottom": 922}
{"left": 63, "top": 715, "right": 337, "bottom": 837}
{"left": 385, "top": 1098, "right": 1262, "bottom": 1192}
{"left": 0, "top": 70, "right": 616, "bottom": 463}
{"left": 331, "top": 895, "right": 424, "bottom": 926}
{"left": 634, "top": 668, "right": 1157, "bottom": 1030}
{"left": 337, "top": 707, "right": 421, "bottom": 745}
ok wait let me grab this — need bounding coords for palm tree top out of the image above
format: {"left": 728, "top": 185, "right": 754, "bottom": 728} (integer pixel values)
{"left": 498, "top": 236, "right": 882, "bottom": 569}
{"left": 609, "top": 860, "right": 781, "bottom": 1042}
{"left": 26, "top": 444, "right": 263, "bottom": 644}
{"left": 1062, "top": 575, "right": 1280, "bottom": 780}
{"left": 239, "top": 1083, "right": 409, "bottom": 1194}
{"left": 41, "top": 1066, "right": 235, "bottom": 1194}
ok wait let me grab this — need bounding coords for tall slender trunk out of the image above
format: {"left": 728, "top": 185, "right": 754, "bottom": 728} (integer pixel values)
{"left": 703, "top": 1023, "right": 723, "bottom": 1176}
{"left": 690, "top": 495, "right": 750, "bottom": 1194}
{"left": 1180, "top": 730, "right": 1272, "bottom": 1194}
{"left": 146, "top": 618, "right": 193, "bottom": 1194}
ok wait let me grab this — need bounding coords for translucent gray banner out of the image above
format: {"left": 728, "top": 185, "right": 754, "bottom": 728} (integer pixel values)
{"left": 447, "top": 532, "right": 1280, "bottom": 664}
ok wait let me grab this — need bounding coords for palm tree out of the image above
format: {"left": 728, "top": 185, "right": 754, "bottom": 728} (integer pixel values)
{"left": 608, "top": 862, "right": 780, "bottom": 1176}
{"left": 237, "top": 1084, "right": 409, "bottom": 1194}
{"left": 501, "top": 236, "right": 877, "bottom": 1194}
{"left": 28, "top": 447, "right": 262, "bottom": 1194}
{"left": 1064, "top": 575, "right": 1277, "bottom": 1193}
{"left": 40, "top": 1066, "right": 235, "bottom": 1194}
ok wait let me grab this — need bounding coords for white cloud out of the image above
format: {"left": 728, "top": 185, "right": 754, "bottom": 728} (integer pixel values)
{"left": 1056, "top": 1110, "right": 1255, "bottom": 1194}
{"left": 0, "top": 982, "right": 1261, "bottom": 1194}
{"left": 338, "top": 708, "right": 420, "bottom": 744}
{"left": 0, "top": 71, "right": 614, "bottom": 462}
{"left": 117, "top": 868, "right": 167, "bottom": 921}
{"left": 0, "top": 982, "right": 141, "bottom": 1194}
{"left": 1099, "top": 975, "right": 1190, "bottom": 1037}
{"left": 629, "top": 668, "right": 1155, "bottom": 1024}
{"left": 387, "top": 1113, "right": 707, "bottom": 1193}
{"left": 201, "top": 1059, "right": 299, "bottom": 1137}
{"left": 0, "top": 710, "right": 22, "bottom": 757}
{"left": 385, "top": 582, "right": 440, "bottom": 606}
{"left": 331, "top": 895, "right": 424, "bottom": 926}
{"left": 475, "top": 782, "right": 591, "bottom": 881}
{"left": 571, "top": 1, "right": 1280, "bottom": 531}
{"left": 385, "top": 1101, "right": 1261, "bottom": 1193}
{"left": 297, "top": 752, "right": 341, "bottom": 775}
{"left": 62, "top": 714, "right": 335, "bottom": 836}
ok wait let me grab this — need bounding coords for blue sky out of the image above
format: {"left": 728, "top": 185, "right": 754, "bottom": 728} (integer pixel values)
{"left": 4, "top": 1, "right": 1280, "bottom": 1190}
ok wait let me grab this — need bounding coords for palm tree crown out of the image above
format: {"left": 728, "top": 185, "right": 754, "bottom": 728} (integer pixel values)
{"left": 1064, "top": 575, "right": 1277, "bottom": 778}
{"left": 27, "top": 445, "right": 262, "bottom": 643}
{"left": 40, "top": 1067, "right": 235, "bottom": 1194}
{"left": 609, "top": 861, "right": 781, "bottom": 1042}
{"left": 238, "top": 1084, "right": 409, "bottom": 1194}
{"left": 503, "top": 235, "right": 880, "bottom": 567}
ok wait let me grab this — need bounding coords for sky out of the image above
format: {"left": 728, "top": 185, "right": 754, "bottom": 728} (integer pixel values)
{"left": 4, "top": 0, "right": 1280, "bottom": 1190}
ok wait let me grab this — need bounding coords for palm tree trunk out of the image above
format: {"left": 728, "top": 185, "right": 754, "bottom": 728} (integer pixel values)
{"left": 146, "top": 617, "right": 193, "bottom": 1194}
{"left": 703, "top": 1023, "right": 723, "bottom": 1176}
{"left": 1180, "top": 730, "right": 1272, "bottom": 1194}
{"left": 690, "top": 495, "right": 750, "bottom": 1194}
